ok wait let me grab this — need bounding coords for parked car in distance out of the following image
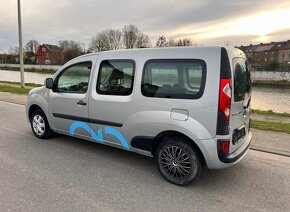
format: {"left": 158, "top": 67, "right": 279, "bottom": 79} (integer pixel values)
{"left": 26, "top": 46, "right": 252, "bottom": 185}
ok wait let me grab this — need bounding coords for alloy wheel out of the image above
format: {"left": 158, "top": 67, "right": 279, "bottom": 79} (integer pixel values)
{"left": 32, "top": 115, "right": 45, "bottom": 136}
{"left": 160, "top": 146, "right": 195, "bottom": 179}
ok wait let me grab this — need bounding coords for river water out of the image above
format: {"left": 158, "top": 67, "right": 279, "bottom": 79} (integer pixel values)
{"left": 0, "top": 70, "right": 52, "bottom": 84}
{"left": 251, "top": 86, "right": 290, "bottom": 113}
{"left": 1, "top": 70, "right": 289, "bottom": 113}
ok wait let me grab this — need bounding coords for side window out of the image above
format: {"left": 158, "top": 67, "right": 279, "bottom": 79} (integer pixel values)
{"left": 187, "top": 65, "right": 203, "bottom": 89}
{"left": 96, "top": 60, "right": 135, "bottom": 96}
{"left": 56, "top": 62, "right": 92, "bottom": 93}
{"left": 141, "top": 59, "right": 206, "bottom": 99}
{"left": 151, "top": 66, "right": 178, "bottom": 87}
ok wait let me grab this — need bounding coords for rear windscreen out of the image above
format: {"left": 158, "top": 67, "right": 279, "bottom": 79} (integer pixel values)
{"left": 233, "top": 58, "right": 252, "bottom": 102}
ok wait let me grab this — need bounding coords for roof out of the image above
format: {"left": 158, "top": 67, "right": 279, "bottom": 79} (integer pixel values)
{"left": 237, "top": 40, "right": 290, "bottom": 53}
{"left": 276, "top": 41, "right": 290, "bottom": 50}
{"left": 255, "top": 44, "right": 274, "bottom": 52}
{"left": 237, "top": 45, "right": 259, "bottom": 53}
{"left": 43, "top": 44, "right": 62, "bottom": 51}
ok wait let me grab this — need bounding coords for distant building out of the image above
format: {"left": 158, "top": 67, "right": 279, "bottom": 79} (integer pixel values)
{"left": 278, "top": 42, "right": 290, "bottom": 65}
{"left": 36, "top": 44, "right": 63, "bottom": 65}
{"left": 237, "top": 40, "right": 290, "bottom": 70}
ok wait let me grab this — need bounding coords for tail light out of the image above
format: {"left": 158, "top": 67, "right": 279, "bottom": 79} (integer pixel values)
{"left": 219, "top": 79, "right": 232, "bottom": 121}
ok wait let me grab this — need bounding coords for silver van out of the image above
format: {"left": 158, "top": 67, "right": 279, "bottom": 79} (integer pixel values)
{"left": 26, "top": 47, "right": 252, "bottom": 185}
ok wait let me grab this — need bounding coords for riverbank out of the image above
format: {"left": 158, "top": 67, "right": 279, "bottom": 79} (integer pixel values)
{"left": 0, "top": 66, "right": 56, "bottom": 74}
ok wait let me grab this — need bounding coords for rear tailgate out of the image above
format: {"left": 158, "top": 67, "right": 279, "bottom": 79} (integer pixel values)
{"left": 229, "top": 58, "right": 252, "bottom": 154}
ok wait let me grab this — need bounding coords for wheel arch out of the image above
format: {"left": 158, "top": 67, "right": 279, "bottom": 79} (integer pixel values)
{"left": 28, "top": 104, "right": 44, "bottom": 120}
{"left": 151, "top": 130, "right": 206, "bottom": 167}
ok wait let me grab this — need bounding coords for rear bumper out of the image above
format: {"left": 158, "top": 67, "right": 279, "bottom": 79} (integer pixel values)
{"left": 201, "top": 131, "right": 252, "bottom": 169}
{"left": 217, "top": 131, "right": 252, "bottom": 163}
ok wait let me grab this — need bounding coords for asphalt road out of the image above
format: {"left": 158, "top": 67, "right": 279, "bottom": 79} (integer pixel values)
{"left": 0, "top": 101, "right": 289, "bottom": 212}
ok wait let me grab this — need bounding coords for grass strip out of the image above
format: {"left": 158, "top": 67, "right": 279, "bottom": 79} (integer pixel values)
{"left": 0, "top": 80, "right": 42, "bottom": 87}
{"left": 0, "top": 84, "right": 31, "bottom": 95}
{"left": 251, "top": 109, "right": 290, "bottom": 118}
{"left": 251, "top": 120, "right": 290, "bottom": 134}
{"left": 0, "top": 66, "right": 57, "bottom": 74}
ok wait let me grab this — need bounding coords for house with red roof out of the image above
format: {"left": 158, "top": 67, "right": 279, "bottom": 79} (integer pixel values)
{"left": 36, "top": 44, "right": 63, "bottom": 65}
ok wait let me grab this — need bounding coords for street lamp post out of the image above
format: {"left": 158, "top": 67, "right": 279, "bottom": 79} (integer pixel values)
{"left": 17, "top": 0, "right": 25, "bottom": 88}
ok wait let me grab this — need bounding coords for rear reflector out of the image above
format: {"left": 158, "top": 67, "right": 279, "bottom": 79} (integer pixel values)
{"left": 219, "top": 79, "right": 232, "bottom": 121}
{"left": 220, "top": 140, "right": 230, "bottom": 154}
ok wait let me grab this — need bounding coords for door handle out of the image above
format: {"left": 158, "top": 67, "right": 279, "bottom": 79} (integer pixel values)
{"left": 77, "top": 100, "right": 87, "bottom": 106}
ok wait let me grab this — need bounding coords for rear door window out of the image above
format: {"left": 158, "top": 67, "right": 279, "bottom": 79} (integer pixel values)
{"left": 96, "top": 60, "right": 135, "bottom": 96}
{"left": 141, "top": 59, "right": 206, "bottom": 99}
{"left": 233, "top": 58, "right": 252, "bottom": 102}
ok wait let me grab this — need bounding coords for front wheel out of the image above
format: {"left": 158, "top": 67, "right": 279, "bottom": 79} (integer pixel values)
{"left": 30, "top": 109, "right": 53, "bottom": 139}
{"left": 156, "top": 137, "right": 202, "bottom": 186}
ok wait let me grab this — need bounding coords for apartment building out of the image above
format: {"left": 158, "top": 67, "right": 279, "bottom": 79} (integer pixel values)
{"left": 237, "top": 40, "right": 290, "bottom": 70}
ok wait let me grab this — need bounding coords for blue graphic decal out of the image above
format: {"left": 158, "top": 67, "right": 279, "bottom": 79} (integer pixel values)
{"left": 69, "top": 121, "right": 129, "bottom": 149}
{"left": 105, "top": 127, "right": 130, "bottom": 150}
{"left": 69, "top": 121, "right": 104, "bottom": 143}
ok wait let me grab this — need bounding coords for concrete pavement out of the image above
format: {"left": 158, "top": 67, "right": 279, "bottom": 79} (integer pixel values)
{"left": 0, "top": 91, "right": 27, "bottom": 105}
{"left": 251, "top": 129, "right": 290, "bottom": 157}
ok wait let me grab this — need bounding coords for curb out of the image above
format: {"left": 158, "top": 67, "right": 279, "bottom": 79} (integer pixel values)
{"left": 250, "top": 144, "right": 290, "bottom": 157}
{"left": 0, "top": 100, "right": 25, "bottom": 106}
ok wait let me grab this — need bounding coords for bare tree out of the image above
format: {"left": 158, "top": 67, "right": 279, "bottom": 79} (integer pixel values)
{"left": 156, "top": 35, "right": 168, "bottom": 47}
{"left": 89, "top": 29, "right": 122, "bottom": 52}
{"left": 122, "top": 25, "right": 150, "bottom": 49}
{"left": 162, "top": 38, "right": 193, "bottom": 47}
{"left": 106, "top": 29, "right": 122, "bottom": 50}
{"left": 122, "top": 25, "right": 139, "bottom": 49}
{"left": 167, "top": 39, "right": 176, "bottom": 47}
{"left": 136, "top": 33, "right": 151, "bottom": 48}
{"left": 89, "top": 33, "right": 109, "bottom": 52}
{"left": 8, "top": 47, "right": 19, "bottom": 55}
{"left": 58, "top": 40, "right": 70, "bottom": 51}
{"left": 176, "top": 38, "right": 192, "bottom": 46}
{"left": 89, "top": 25, "right": 150, "bottom": 51}
{"left": 58, "top": 40, "right": 83, "bottom": 63}
{"left": 25, "top": 40, "right": 39, "bottom": 54}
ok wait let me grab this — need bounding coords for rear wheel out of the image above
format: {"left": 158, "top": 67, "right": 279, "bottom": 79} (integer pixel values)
{"left": 30, "top": 109, "right": 53, "bottom": 139}
{"left": 156, "top": 137, "right": 202, "bottom": 186}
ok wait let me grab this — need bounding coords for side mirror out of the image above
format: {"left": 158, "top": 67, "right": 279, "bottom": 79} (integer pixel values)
{"left": 45, "top": 78, "right": 54, "bottom": 89}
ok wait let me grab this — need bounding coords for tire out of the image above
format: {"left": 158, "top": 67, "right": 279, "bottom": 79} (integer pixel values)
{"left": 155, "top": 136, "right": 202, "bottom": 186}
{"left": 30, "top": 109, "right": 53, "bottom": 139}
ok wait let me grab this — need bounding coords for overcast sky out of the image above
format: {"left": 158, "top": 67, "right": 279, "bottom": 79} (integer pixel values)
{"left": 1, "top": 0, "right": 290, "bottom": 52}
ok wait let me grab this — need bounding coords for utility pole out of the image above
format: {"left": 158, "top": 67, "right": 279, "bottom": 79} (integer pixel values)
{"left": 17, "top": 0, "right": 25, "bottom": 88}
{"left": 81, "top": 42, "right": 86, "bottom": 53}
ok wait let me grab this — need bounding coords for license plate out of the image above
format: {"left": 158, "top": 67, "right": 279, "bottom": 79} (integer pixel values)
{"left": 232, "top": 126, "right": 246, "bottom": 145}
